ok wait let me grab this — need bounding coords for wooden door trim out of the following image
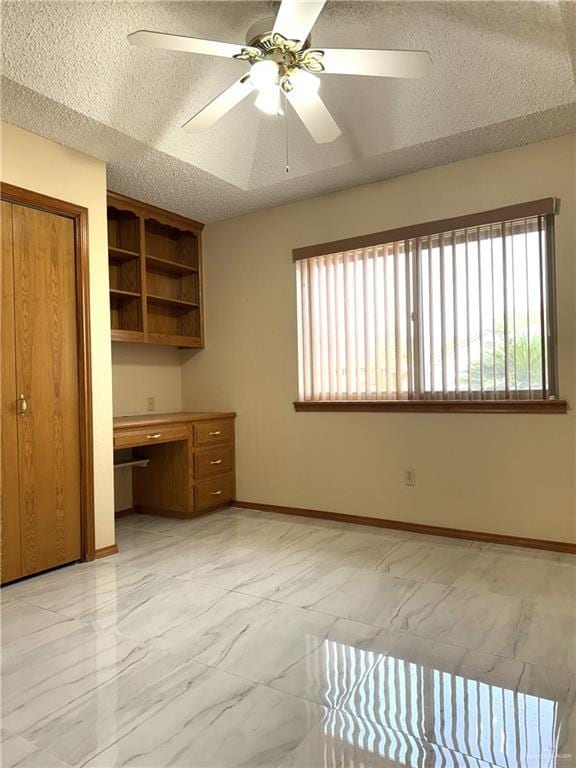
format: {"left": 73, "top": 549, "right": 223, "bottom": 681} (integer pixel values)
{"left": 1, "top": 183, "right": 95, "bottom": 561}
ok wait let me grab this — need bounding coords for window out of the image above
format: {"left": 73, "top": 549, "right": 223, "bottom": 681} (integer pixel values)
{"left": 294, "top": 199, "right": 562, "bottom": 411}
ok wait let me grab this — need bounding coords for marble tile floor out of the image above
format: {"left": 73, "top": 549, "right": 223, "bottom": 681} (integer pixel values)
{"left": 1, "top": 506, "right": 575, "bottom": 768}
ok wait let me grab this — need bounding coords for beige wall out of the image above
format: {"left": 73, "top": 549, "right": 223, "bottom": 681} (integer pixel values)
{"left": 1, "top": 122, "right": 115, "bottom": 549}
{"left": 182, "top": 134, "right": 576, "bottom": 544}
{"left": 111, "top": 344, "right": 182, "bottom": 417}
{"left": 6, "top": 123, "right": 572, "bottom": 544}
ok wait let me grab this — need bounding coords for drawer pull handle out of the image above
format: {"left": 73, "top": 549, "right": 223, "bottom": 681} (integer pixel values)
{"left": 209, "top": 430, "right": 222, "bottom": 436}
{"left": 210, "top": 459, "right": 223, "bottom": 465}
{"left": 210, "top": 490, "right": 222, "bottom": 496}
{"left": 147, "top": 433, "right": 162, "bottom": 439}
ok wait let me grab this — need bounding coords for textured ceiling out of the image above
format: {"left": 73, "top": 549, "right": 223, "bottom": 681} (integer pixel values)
{"left": 2, "top": 1, "right": 575, "bottom": 222}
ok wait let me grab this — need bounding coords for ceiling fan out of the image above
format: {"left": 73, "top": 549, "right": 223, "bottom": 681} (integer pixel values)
{"left": 128, "top": 0, "right": 431, "bottom": 144}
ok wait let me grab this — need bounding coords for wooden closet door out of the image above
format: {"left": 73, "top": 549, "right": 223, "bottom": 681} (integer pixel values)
{"left": 1, "top": 201, "right": 22, "bottom": 583}
{"left": 12, "top": 204, "right": 81, "bottom": 576}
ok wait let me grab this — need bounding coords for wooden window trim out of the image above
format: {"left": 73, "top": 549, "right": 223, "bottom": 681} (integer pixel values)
{"left": 294, "top": 399, "right": 568, "bottom": 414}
{"left": 292, "top": 198, "right": 557, "bottom": 261}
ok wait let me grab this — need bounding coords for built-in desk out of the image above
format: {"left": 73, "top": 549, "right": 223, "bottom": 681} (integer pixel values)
{"left": 113, "top": 412, "right": 236, "bottom": 517}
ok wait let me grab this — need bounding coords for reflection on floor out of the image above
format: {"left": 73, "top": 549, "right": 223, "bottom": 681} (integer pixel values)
{"left": 322, "top": 640, "right": 561, "bottom": 767}
{"left": 2, "top": 506, "right": 575, "bottom": 767}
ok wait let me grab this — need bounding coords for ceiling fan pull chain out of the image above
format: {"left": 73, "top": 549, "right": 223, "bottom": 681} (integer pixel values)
{"left": 284, "top": 90, "right": 290, "bottom": 174}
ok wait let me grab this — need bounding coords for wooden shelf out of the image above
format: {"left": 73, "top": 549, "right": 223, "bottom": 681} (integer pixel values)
{"left": 146, "top": 255, "right": 198, "bottom": 275}
{"left": 147, "top": 294, "right": 199, "bottom": 310}
{"left": 109, "top": 246, "right": 140, "bottom": 260}
{"left": 107, "top": 192, "right": 204, "bottom": 347}
{"left": 145, "top": 333, "right": 203, "bottom": 349}
{"left": 110, "top": 288, "right": 141, "bottom": 300}
{"left": 111, "top": 329, "right": 145, "bottom": 343}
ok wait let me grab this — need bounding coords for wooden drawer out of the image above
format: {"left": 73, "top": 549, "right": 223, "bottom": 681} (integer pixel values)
{"left": 195, "top": 445, "right": 234, "bottom": 480}
{"left": 194, "top": 419, "right": 234, "bottom": 447}
{"left": 195, "top": 474, "right": 234, "bottom": 511}
{"left": 114, "top": 424, "right": 190, "bottom": 449}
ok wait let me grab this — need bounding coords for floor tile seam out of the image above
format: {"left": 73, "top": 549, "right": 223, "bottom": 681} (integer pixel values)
{"left": 144, "top": 641, "right": 333, "bottom": 715}
{"left": 9, "top": 652, "right": 152, "bottom": 748}
{"left": 0, "top": 576, "right": 176, "bottom": 622}
{"left": 3, "top": 732, "right": 77, "bottom": 768}
{"left": 77, "top": 574, "right": 198, "bottom": 632}
{"left": 166, "top": 572, "right": 236, "bottom": 592}
{"left": 228, "top": 514, "right": 576, "bottom": 561}
{"left": 114, "top": 524, "right": 181, "bottom": 538}
{"left": 69, "top": 658, "right": 279, "bottom": 768}
{"left": 11, "top": 605, "right": 574, "bottom": 708}
{"left": 385, "top": 624, "right": 576, "bottom": 680}
{"left": 350, "top": 565, "right": 576, "bottom": 606}
{"left": 116, "top": 527, "right": 182, "bottom": 540}
{"left": 168, "top": 558, "right": 356, "bottom": 593}
{"left": 325, "top": 567, "right": 575, "bottom": 611}
{"left": 17, "top": 575, "right": 568, "bottom": 670}
{"left": 223, "top": 590, "right": 576, "bottom": 680}
{"left": 122, "top": 529, "right": 409, "bottom": 557}
{"left": 125, "top": 541, "right": 278, "bottom": 567}
{"left": 279, "top": 564, "right": 416, "bottom": 593}
{"left": 382, "top": 628, "right": 576, "bottom": 688}
{"left": 116, "top": 530, "right": 198, "bottom": 544}
{"left": 18, "top": 648, "right": 209, "bottom": 765}
{"left": 0, "top": 598, "right": 93, "bottom": 629}
{"left": 114, "top": 533, "right": 181, "bottom": 542}
{"left": 136, "top": 633, "right": 561, "bottom": 768}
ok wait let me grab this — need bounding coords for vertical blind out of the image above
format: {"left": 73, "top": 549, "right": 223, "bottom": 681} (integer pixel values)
{"left": 295, "top": 201, "right": 558, "bottom": 402}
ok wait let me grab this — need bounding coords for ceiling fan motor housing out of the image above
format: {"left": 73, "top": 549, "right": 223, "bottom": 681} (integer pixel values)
{"left": 244, "top": 17, "right": 311, "bottom": 49}
{"left": 238, "top": 18, "right": 324, "bottom": 93}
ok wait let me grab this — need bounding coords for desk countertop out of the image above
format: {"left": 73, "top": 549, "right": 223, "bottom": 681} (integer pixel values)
{"left": 113, "top": 412, "right": 236, "bottom": 431}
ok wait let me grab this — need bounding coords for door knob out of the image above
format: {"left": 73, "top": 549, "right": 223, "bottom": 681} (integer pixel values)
{"left": 17, "top": 394, "right": 28, "bottom": 415}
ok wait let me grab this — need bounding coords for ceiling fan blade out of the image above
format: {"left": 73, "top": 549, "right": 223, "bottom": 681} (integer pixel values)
{"left": 272, "top": 0, "right": 326, "bottom": 43}
{"left": 182, "top": 77, "right": 254, "bottom": 132}
{"left": 287, "top": 91, "right": 341, "bottom": 144}
{"left": 322, "top": 48, "right": 432, "bottom": 78}
{"left": 128, "top": 30, "right": 258, "bottom": 59}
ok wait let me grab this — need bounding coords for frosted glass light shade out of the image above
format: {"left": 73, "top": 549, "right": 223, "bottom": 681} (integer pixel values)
{"left": 254, "top": 86, "right": 282, "bottom": 115}
{"left": 249, "top": 60, "right": 279, "bottom": 90}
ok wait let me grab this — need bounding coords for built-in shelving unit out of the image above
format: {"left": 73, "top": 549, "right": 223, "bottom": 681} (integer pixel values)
{"left": 109, "top": 246, "right": 140, "bottom": 260}
{"left": 107, "top": 192, "right": 204, "bottom": 348}
{"left": 145, "top": 255, "right": 198, "bottom": 275}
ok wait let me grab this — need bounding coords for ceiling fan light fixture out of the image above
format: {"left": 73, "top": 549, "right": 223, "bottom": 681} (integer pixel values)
{"left": 254, "top": 85, "right": 282, "bottom": 115}
{"left": 289, "top": 68, "right": 320, "bottom": 100}
{"left": 131, "top": 0, "right": 432, "bottom": 143}
{"left": 249, "top": 59, "right": 279, "bottom": 91}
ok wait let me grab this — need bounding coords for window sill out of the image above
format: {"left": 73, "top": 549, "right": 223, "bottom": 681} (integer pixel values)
{"left": 294, "top": 399, "right": 568, "bottom": 414}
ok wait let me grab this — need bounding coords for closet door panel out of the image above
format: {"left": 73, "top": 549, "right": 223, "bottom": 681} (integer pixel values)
{"left": 1, "top": 201, "right": 22, "bottom": 583}
{"left": 12, "top": 204, "right": 81, "bottom": 576}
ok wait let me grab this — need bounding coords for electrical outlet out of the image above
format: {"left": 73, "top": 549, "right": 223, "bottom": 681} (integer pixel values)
{"left": 404, "top": 468, "right": 416, "bottom": 486}
{"left": 147, "top": 397, "right": 156, "bottom": 412}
